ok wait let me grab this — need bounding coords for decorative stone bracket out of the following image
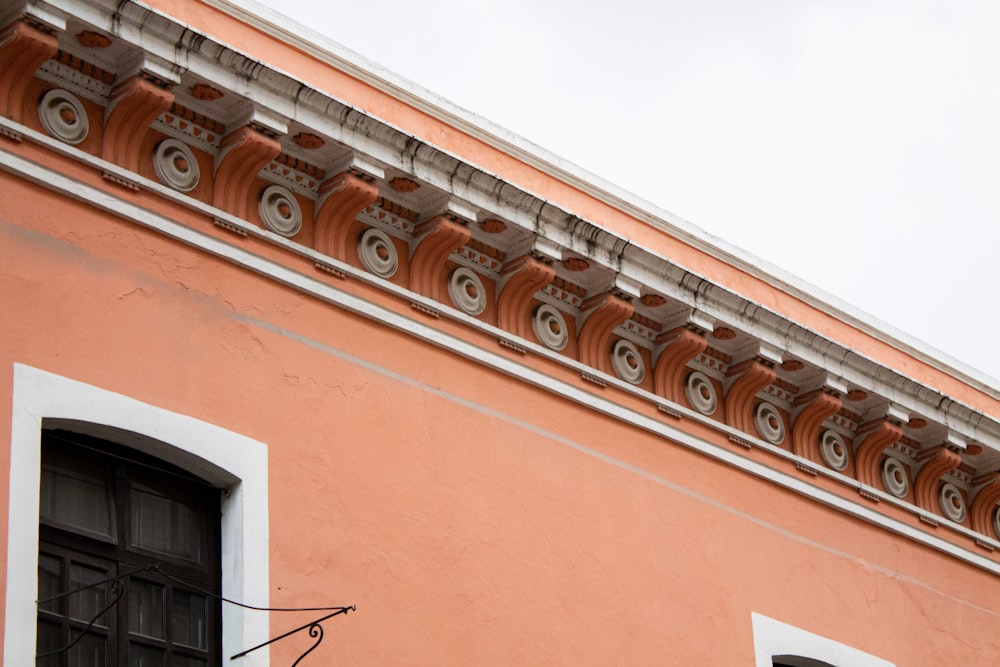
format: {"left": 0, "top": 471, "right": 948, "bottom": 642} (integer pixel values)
{"left": 0, "top": 19, "right": 59, "bottom": 122}
{"left": 652, "top": 318, "right": 710, "bottom": 404}
{"left": 724, "top": 348, "right": 780, "bottom": 436}
{"left": 103, "top": 75, "right": 175, "bottom": 173}
{"left": 497, "top": 254, "right": 556, "bottom": 338}
{"left": 315, "top": 169, "right": 380, "bottom": 258}
{"left": 791, "top": 378, "right": 846, "bottom": 464}
{"left": 213, "top": 123, "right": 282, "bottom": 220}
{"left": 410, "top": 213, "right": 471, "bottom": 302}
{"left": 578, "top": 291, "right": 634, "bottom": 375}
{"left": 854, "top": 404, "right": 908, "bottom": 491}
{"left": 970, "top": 473, "right": 1000, "bottom": 537}
{"left": 913, "top": 443, "right": 964, "bottom": 516}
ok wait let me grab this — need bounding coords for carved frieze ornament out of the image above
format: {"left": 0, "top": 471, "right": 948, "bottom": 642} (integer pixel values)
{"left": 259, "top": 185, "right": 302, "bottom": 237}
{"left": 533, "top": 304, "right": 569, "bottom": 351}
{"left": 358, "top": 228, "right": 398, "bottom": 278}
{"left": 448, "top": 267, "right": 487, "bottom": 316}
{"left": 685, "top": 371, "right": 718, "bottom": 416}
{"left": 38, "top": 89, "right": 88, "bottom": 144}
{"left": 153, "top": 139, "right": 199, "bottom": 192}
{"left": 939, "top": 482, "right": 967, "bottom": 523}
{"left": 882, "top": 457, "right": 910, "bottom": 498}
{"left": 76, "top": 30, "right": 112, "bottom": 48}
{"left": 755, "top": 402, "right": 785, "bottom": 445}
{"left": 819, "top": 429, "right": 849, "bottom": 472}
{"left": 612, "top": 339, "right": 645, "bottom": 385}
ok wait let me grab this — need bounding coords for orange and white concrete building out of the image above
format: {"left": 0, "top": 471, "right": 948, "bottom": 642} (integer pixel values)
{"left": 2, "top": 1, "right": 1000, "bottom": 665}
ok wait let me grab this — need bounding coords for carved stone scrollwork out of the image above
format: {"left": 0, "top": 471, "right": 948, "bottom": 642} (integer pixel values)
{"left": 533, "top": 304, "right": 568, "bottom": 351}
{"left": 653, "top": 326, "right": 707, "bottom": 404}
{"left": 914, "top": 445, "right": 962, "bottom": 515}
{"left": 939, "top": 482, "right": 967, "bottom": 523}
{"left": 724, "top": 358, "right": 777, "bottom": 435}
{"left": 38, "top": 89, "right": 88, "bottom": 144}
{"left": 411, "top": 215, "right": 471, "bottom": 302}
{"left": 259, "top": 184, "right": 302, "bottom": 237}
{"left": 315, "top": 169, "right": 379, "bottom": 259}
{"left": 448, "top": 267, "right": 486, "bottom": 316}
{"left": 498, "top": 255, "right": 555, "bottom": 339}
{"left": 685, "top": 371, "right": 718, "bottom": 416}
{"left": 104, "top": 75, "right": 174, "bottom": 172}
{"left": 755, "top": 402, "right": 785, "bottom": 445}
{"left": 994, "top": 505, "right": 1000, "bottom": 539}
{"left": 578, "top": 292, "right": 633, "bottom": 375}
{"left": 214, "top": 125, "right": 282, "bottom": 220}
{"left": 855, "top": 418, "right": 904, "bottom": 489}
{"left": 612, "top": 339, "right": 645, "bottom": 385}
{"left": 153, "top": 138, "right": 199, "bottom": 192}
{"left": 0, "top": 21, "right": 59, "bottom": 122}
{"left": 819, "top": 429, "right": 849, "bottom": 471}
{"left": 881, "top": 457, "right": 909, "bottom": 498}
{"left": 358, "top": 228, "right": 398, "bottom": 278}
{"left": 791, "top": 388, "right": 842, "bottom": 464}
{"left": 969, "top": 473, "right": 1000, "bottom": 537}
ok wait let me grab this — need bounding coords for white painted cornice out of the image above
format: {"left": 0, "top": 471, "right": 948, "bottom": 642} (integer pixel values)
{"left": 185, "top": 0, "right": 1000, "bottom": 397}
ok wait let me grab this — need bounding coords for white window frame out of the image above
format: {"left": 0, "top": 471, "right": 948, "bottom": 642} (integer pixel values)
{"left": 5, "top": 364, "right": 271, "bottom": 665}
{"left": 752, "top": 613, "right": 895, "bottom": 667}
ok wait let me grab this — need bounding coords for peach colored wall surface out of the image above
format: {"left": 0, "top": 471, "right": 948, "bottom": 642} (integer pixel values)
{"left": 3, "top": 165, "right": 1000, "bottom": 665}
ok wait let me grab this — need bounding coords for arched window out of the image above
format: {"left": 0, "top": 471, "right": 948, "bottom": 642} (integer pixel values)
{"left": 752, "top": 613, "right": 895, "bottom": 667}
{"left": 773, "top": 657, "right": 837, "bottom": 667}
{"left": 5, "top": 365, "right": 269, "bottom": 665}
{"left": 37, "top": 429, "right": 221, "bottom": 666}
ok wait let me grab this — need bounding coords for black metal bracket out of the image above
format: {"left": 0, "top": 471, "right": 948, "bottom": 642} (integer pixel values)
{"left": 229, "top": 606, "right": 356, "bottom": 664}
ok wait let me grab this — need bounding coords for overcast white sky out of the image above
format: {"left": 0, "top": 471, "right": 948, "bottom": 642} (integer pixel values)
{"left": 252, "top": 0, "right": 1000, "bottom": 385}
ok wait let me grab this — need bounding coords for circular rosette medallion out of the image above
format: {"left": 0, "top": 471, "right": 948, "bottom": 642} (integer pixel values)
{"left": 38, "top": 89, "right": 89, "bottom": 145}
{"left": 819, "top": 429, "right": 849, "bottom": 471}
{"left": 754, "top": 402, "right": 785, "bottom": 444}
{"left": 938, "top": 482, "right": 966, "bottom": 523}
{"left": 881, "top": 457, "right": 909, "bottom": 498}
{"left": 685, "top": 371, "right": 718, "bottom": 416}
{"left": 153, "top": 139, "right": 200, "bottom": 192}
{"left": 611, "top": 339, "right": 645, "bottom": 385}
{"left": 358, "top": 228, "right": 398, "bottom": 278}
{"left": 259, "top": 185, "right": 302, "bottom": 237}
{"left": 532, "top": 304, "right": 568, "bottom": 351}
{"left": 447, "top": 267, "right": 486, "bottom": 316}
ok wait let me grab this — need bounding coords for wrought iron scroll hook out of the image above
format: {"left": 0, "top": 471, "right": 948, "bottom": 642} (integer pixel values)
{"left": 230, "top": 605, "right": 355, "bottom": 664}
{"left": 291, "top": 622, "right": 324, "bottom": 667}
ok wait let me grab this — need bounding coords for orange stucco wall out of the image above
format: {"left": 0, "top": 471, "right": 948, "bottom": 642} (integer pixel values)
{"left": 3, "top": 159, "right": 999, "bottom": 665}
